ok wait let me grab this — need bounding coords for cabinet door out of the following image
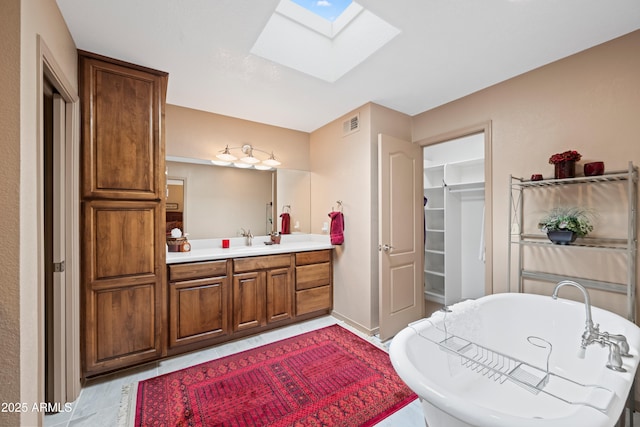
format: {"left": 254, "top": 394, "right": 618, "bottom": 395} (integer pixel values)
{"left": 233, "top": 272, "right": 266, "bottom": 332}
{"left": 266, "top": 267, "right": 293, "bottom": 324}
{"left": 82, "top": 200, "right": 164, "bottom": 374}
{"left": 169, "top": 276, "right": 229, "bottom": 348}
{"left": 79, "top": 52, "right": 167, "bottom": 200}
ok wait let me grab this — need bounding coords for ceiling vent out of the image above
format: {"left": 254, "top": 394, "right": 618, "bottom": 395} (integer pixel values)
{"left": 342, "top": 113, "right": 360, "bottom": 136}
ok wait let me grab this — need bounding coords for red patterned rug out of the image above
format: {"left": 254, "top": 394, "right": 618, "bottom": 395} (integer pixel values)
{"left": 119, "top": 324, "right": 416, "bottom": 426}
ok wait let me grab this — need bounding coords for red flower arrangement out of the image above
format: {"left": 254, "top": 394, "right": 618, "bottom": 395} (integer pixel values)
{"left": 548, "top": 150, "right": 582, "bottom": 164}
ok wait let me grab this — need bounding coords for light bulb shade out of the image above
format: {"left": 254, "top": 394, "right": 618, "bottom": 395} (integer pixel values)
{"left": 216, "top": 145, "right": 237, "bottom": 162}
{"left": 233, "top": 162, "right": 252, "bottom": 168}
{"left": 262, "top": 156, "right": 281, "bottom": 167}
{"left": 254, "top": 164, "right": 273, "bottom": 170}
{"left": 211, "top": 159, "right": 231, "bottom": 166}
{"left": 241, "top": 155, "right": 260, "bottom": 164}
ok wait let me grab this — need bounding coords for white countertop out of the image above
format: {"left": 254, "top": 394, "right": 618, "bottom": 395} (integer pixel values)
{"left": 166, "top": 234, "right": 333, "bottom": 264}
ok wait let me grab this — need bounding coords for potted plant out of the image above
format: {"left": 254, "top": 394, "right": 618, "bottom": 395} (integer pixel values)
{"left": 538, "top": 206, "right": 594, "bottom": 244}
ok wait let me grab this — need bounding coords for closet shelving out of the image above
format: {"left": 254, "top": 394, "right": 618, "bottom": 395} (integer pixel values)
{"left": 507, "top": 162, "right": 638, "bottom": 322}
{"left": 424, "top": 158, "right": 484, "bottom": 304}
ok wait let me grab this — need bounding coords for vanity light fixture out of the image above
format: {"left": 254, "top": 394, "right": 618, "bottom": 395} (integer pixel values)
{"left": 215, "top": 144, "right": 282, "bottom": 169}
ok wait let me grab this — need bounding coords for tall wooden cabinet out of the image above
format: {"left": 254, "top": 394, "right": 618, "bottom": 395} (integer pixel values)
{"left": 79, "top": 51, "right": 168, "bottom": 377}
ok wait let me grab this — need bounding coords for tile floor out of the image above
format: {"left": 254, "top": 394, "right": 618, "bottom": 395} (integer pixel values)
{"left": 44, "top": 316, "right": 425, "bottom": 427}
{"left": 44, "top": 315, "right": 640, "bottom": 427}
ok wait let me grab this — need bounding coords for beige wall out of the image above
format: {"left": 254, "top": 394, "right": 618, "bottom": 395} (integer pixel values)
{"left": 165, "top": 104, "right": 311, "bottom": 170}
{"left": 1, "top": 1, "right": 22, "bottom": 425}
{"left": 310, "top": 103, "right": 411, "bottom": 332}
{"left": 412, "top": 30, "right": 640, "bottom": 315}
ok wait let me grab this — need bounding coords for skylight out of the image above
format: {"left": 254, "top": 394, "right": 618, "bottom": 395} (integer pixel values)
{"left": 290, "top": 0, "right": 353, "bottom": 22}
{"left": 250, "top": 0, "right": 400, "bottom": 82}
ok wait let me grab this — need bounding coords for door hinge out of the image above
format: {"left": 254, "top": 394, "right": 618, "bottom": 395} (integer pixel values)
{"left": 53, "top": 261, "right": 65, "bottom": 273}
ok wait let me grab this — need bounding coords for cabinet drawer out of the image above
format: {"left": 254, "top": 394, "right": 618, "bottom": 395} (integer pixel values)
{"left": 295, "top": 250, "right": 331, "bottom": 266}
{"left": 296, "top": 286, "right": 332, "bottom": 316}
{"left": 233, "top": 254, "right": 292, "bottom": 273}
{"left": 169, "top": 260, "right": 228, "bottom": 281}
{"left": 296, "top": 263, "right": 331, "bottom": 290}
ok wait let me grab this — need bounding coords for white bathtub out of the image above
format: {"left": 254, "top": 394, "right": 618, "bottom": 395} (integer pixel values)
{"left": 389, "top": 292, "right": 640, "bottom": 427}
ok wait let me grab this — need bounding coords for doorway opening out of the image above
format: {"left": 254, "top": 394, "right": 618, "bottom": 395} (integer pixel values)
{"left": 419, "top": 124, "right": 493, "bottom": 316}
{"left": 39, "top": 36, "right": 81, "bottom": 408}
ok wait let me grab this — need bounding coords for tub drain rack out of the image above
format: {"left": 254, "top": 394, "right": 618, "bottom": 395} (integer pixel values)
{"left": 410, "top": 320, "right": 615, "bottom": 413}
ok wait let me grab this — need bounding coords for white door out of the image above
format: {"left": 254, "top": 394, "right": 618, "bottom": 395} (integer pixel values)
{"left": 378, "top": 134, "right": 423, "bottom": 340}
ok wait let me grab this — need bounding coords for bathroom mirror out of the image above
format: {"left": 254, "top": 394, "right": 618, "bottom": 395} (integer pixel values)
{"left": 275, "top": 169, "right": 311, "bottom": 234}
{"left": 166, "top": 177, "right": 186, "bottom": 233}
{"left": 166, "top": 157, "right": 310, "bottom": 239}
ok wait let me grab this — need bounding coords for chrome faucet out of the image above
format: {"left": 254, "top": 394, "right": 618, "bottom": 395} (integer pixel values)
{"left": 552, "top": 280, "right": 631, "bottom": 372}
{"left": 240, "top": 228, "right": 253, "bottom": 246}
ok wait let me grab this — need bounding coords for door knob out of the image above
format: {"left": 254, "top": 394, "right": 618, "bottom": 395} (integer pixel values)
{"left": 381, "top": 244, "right": 394, "bottom": 252}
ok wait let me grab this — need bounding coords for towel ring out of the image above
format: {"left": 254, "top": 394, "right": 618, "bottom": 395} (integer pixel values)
{"left": 282, "top": 205, "right": 291, "bottom": 213}
{"left": 332, "top": 200, "right": 343, "bottom": 212}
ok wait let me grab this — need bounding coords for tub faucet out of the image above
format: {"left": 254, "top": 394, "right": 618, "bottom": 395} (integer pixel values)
{"left": 552, "top": 280, "right": 598, "bottom": 349}
{"left": 552, "top": 280, "right": 631, "bottom": 371}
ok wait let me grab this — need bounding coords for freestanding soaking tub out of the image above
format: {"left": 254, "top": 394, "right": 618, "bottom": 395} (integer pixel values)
{"left": 389, "top": 292, "right": 640, "bottom": 427}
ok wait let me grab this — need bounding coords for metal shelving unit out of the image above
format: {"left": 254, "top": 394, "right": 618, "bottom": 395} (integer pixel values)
{"left": 508, "top": 162, "right": 638, "bottom": 322}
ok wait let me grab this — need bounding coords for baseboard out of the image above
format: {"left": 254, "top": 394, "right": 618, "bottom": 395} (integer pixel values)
{"left": 331, "top": 310, "right": 379, "bottom": 337}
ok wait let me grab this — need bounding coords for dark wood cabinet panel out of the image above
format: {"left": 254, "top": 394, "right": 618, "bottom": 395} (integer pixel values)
{"left": 84, "top": 201, "right": 158, "bottom": 280}
{"left": 296, "top": 286, "right": 332, "bottom": 316}
{"left": 169, "top": 260, "right": 227, "bottom": 281}
{"left": 295, "top": 250, "right": 331, "bottom": 266}
{"left": 295, "top": 262, "right": 331, "bottom": 290}
{"left": 266, "top": 267, "right": 293, "bottom": 323}
{"left": 233, "top": 272, "right": 266, "bottom": 332}
{"left": 169, "top": 276, "right": 230, "bottom": 347}
{"left": 92, "top": 284, "right": 159, "bottom": 362}
{"left": 233, "top": 254, "right": 292, "bottom": 273}
{"left": 79, "top": 50, "right": 167, "bottom": 200}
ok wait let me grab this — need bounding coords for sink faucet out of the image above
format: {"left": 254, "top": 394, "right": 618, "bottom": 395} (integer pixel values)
{"left": 552, "top": 280, "right": 631, "bottom": 371}
{"left": 240, "top": 228, "right": 253, "bottom": 246}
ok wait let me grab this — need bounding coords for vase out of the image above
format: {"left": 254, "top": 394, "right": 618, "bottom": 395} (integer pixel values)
{"left": 584, "top": 161, "right": 605, "bottom": 176}
{"left": 554, "top": 160, "right": 576, "bottom": 179}
{"left": 546, "top": 230, "right": 577, "bottom": 245}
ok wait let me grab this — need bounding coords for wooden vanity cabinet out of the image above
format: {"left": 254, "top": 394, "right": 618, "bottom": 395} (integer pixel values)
{"left": 295, "top": 250, "right": 333, "bottom": 316}
{"left": 167, "top": 261, "right": 231, "bottom": 352}
{"left": 79, "top": 51, "right": 168, "bottom": 377}
{"left": 232, "top": 254, "right": 294, "bottom": 333}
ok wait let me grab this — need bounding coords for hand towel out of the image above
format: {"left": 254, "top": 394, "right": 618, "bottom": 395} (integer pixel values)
{"left": 280, "top": 212, "right": 291, "bottom": 234}
{"left": 328, "top": 211, "right": 344, "bottom": 245}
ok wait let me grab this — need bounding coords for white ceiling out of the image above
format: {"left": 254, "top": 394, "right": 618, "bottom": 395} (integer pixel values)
{"left": 56, "top": 0, "right": 640, "bottom": 133}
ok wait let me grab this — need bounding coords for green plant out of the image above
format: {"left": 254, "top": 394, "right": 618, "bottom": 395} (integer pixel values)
{"left": 538, "top": 207, "right": 594, "bottom": 237}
